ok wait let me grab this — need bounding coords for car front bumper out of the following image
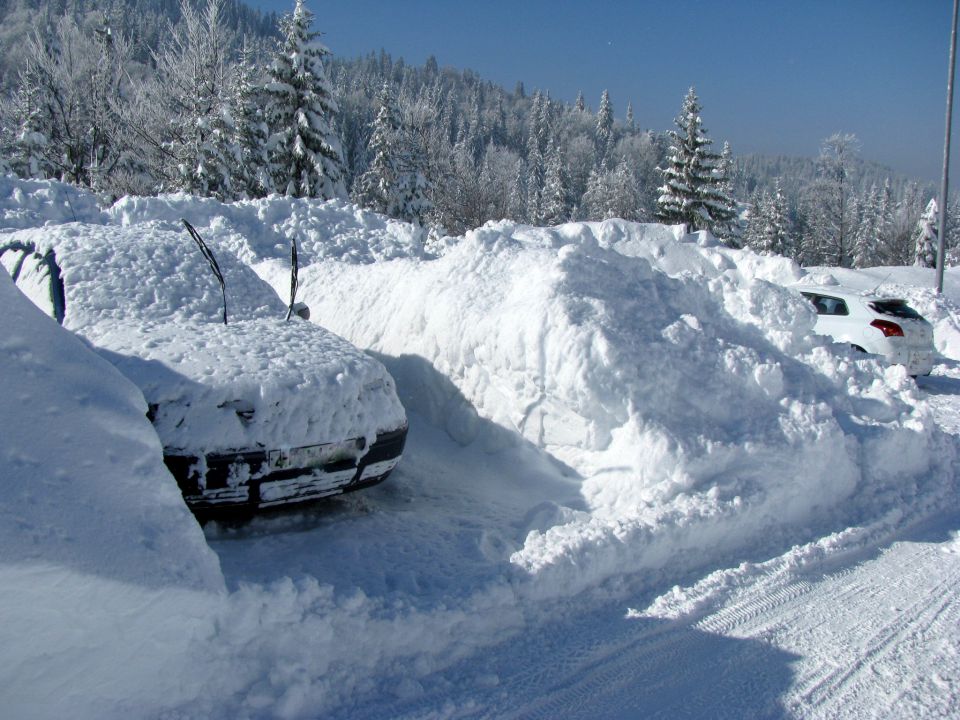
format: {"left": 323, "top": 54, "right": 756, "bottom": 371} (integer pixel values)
{"left": 164, "top": 425, "right": 408, "bottom": 518}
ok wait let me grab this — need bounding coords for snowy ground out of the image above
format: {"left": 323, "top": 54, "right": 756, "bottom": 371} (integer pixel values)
{"left": 2, "top": 177, "right": 959, "bottom": 719}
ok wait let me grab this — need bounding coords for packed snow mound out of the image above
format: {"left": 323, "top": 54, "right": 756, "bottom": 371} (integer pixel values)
{"left": 0, "top": 271, "right": 223, "bottom": 592}
{"left": 0, "top": 175, "right": 107, "bottom": 229}
{"left": 800, "top": 265, "right": 960, "bottom": 360}
{"left": 285, "top": 219, "right": 954, "bottom": 595}
{"left": 107, "top": 191, "right": 426, "bottom": 265}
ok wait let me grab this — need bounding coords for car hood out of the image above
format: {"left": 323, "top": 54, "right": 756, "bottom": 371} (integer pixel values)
{"left": 84, "top": 317, "right": 407, "bottom": 455}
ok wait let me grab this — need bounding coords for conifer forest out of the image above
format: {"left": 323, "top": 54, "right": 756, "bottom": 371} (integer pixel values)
{"left": 0, "top": 0, "right": 956, "bottom": 268}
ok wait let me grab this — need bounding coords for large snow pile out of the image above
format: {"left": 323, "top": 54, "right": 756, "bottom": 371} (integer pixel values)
{"left": 2, "top": 178, "right": 958, "bottom": 718}
{"left": 106, "top": 192, "right": 425, "bottom": 265}
{"left": 282, "top": 220, "right": 955, "bottom": 596}
{"left": 0, "top": 175, "right": 107, "bottom": 228}
{"left": 0, "top": 270, "right": 225, "bottom": 718}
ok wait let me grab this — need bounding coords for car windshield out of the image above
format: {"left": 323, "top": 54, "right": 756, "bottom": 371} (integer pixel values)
{"left": 868, "top": 299, "right": 923, "bottom": 320}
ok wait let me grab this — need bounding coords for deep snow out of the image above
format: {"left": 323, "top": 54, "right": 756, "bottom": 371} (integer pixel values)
{"left": 1, "top": 176, "right": 959, "bottom": 719}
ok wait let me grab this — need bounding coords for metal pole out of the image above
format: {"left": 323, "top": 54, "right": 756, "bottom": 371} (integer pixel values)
{"left": 936, "top": 0, "right": 959, "bottom": 294}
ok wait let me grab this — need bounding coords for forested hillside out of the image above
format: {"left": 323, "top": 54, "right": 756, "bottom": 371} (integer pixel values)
{"left": 0, "top": 0, "right": 954, "bottom": 268}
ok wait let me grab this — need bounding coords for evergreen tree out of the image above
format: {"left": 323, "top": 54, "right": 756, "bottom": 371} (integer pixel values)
{"left": 228, "top": 38, "right": 272, "bottom": 198}
{"left": 914, "top": 198, "right": 938, "bottom": 268}
{"left": 763, "top": 180, "right": 790, "bottom": 256}
{"left": 655, "top": 87, "right": 736, "bottom": 238}
{"left": 8, "top": 64, "right": 52, "bottom": 179}
{"left": 575, "top": 90, "right": 585, "bottom": 113}
{"left": 807, "top": 133, "right": 859, "bottom": 266}
{"left": 625, "top": 101, "right": 635, "bottom": 131}
{"left": 509, "top": 158, "right": 529, "bottom": 223}
{"left": 851, "top": 184, "right": 881, "bottom": 268}
{"left": 353, "top": 80, "right": 401, "bottom": 215}
{"left": 713, "top": 141, "right": 741, "bottom": 243}
{"left": 541, "top": 141, "right": 569, "bottom": 225}
{"left": 595, "top": 89, "right": 613, "bottom": 167}
{"left": 265, "top": 0, "right": 345, "bottom": 199}
{"left": 150, "top": 0, "right": 234, "bottom": 198}
{"left": 608, "top": 155, "right": 641, "bottom": 221}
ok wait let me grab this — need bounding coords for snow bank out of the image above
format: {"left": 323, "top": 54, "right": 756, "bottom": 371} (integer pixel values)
{"left": 282, "top": 220, "right": 954, "bottom": 598}
{"left": 0, "top": 269, "right": 228, "bottom": 716}
{"left": 2, "top": 178, "right": 957, "bottom": 718}
{"left": 107, "top": 192, "right": 425, "bottom": 265}
{"left": 0, "top": 271, "right": 223, "bottom": 590}
{"left": 0, "top": 175, "right": 107, "bottom": 228}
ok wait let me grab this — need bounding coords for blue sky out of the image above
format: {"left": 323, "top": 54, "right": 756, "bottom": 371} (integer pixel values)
{"left": 249, "top": 0, "right": 958, "bottom": 182}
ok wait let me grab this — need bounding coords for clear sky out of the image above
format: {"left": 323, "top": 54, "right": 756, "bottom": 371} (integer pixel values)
{"left": 249, "top": 0, "right": 959, "bottom": 182}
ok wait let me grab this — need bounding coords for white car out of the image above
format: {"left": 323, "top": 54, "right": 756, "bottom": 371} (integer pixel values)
{"left": 794, "top": 284, "right": 934, "bottom": 376}
{"left": 1, "top": 223, "right": 408, "bottom": 519}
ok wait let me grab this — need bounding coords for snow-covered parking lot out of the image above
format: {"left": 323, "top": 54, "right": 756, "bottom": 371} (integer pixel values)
{"left": 2, "top": 177, "right": 959, "bottom": 719}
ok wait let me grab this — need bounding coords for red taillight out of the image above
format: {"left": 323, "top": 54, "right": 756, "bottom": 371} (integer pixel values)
{"left": 870, "top": 319, "right": 904, "bottom": 337}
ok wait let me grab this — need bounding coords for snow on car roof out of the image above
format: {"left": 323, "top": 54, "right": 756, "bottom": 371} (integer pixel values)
{"left": 791, "top": 283, "right": 904, "bottom": 303}
{"left": 1, "top": 222, "right": 286, "bottom": 328}
{"left": 2, "top": 222, "right": 406, "bottom": 453}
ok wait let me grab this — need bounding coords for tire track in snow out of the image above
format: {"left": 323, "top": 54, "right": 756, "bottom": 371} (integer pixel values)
{"left": 788, "top": 545, "right": 960, "bottom": 719}
{"left": 694, "top": 578, "right": 815, "bottom": 637}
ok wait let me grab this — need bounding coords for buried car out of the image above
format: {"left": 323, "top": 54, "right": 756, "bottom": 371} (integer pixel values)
{"left": 1, "top": 223, "right": 407, "bottom": 518}
{"left": 794, "top": 284, "right": 935, "bottom": 376}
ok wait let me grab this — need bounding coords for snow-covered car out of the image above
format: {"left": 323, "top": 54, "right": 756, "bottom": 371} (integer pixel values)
{"left": 1, "top": 223, "right": 407, "bottom": 518}
{"left": 794, "top": 284, "right": 935, "bottom": 376}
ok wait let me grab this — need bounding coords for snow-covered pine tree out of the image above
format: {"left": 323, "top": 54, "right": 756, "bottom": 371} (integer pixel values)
{"left": 7, "top": 64, "right": 52, "bottom": 179}
{"left": 265, "top": 0, "right": 345, "bottom": 199}
{"left": 625, "top": 101, "right": 635, "bottom": 131}
{"left": 851, "top": 184, "right": 881, "bottom": 268}
{"left": 150, "top": 0, "right": 234, "bottom": 198}
{"left": 608, "top": 156, "right": 641, "bottom": 221}
{"left": 575, "top": 90, "right": 586, "bottom": 113}
{"left": 228, "top": 39, "right": 272, "bottom": 198}
{"left": 711, "top": 141, "right": 741, "bottom": 244}
{"left": 742, "top": 189, "right": 768, "bottom": 253}
{"left": 353, "top": 81, "right": 401, "bottom": 215}
{"left": 807, "top": 133, "right": 859, "bottom": 267}
{"left": 542, "top": 141, "right": 569, "bottom": 225}
{"left": 595, "top": 89, "right": 613, "bottom": 167}
{"left": 509, "top": 158, "right": 529, "bottom": 223}
{"left": 763, "top": 180, "right": 790, "bottom": 256}
{"left": 581, "top": 160, "right": 613, "bottom": 220}
{"left": 655, "top": 87, "right": 736, "bottom": 239}
{"left": 914, "top": 198, "right": 938, "bottom": 268}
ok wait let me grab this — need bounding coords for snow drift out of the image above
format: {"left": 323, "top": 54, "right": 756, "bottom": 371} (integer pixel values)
{"left": 0, "top": 270, "right": 225, "bottom": 717}
{"left": 2, "top": 178, "right": 958, "bottom": 718}
{"left": 267, "top": 219, "right": 956, "bottom": 596}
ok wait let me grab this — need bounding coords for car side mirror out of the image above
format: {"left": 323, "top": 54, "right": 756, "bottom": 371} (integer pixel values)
{"left": 292, "top": 301, "right": 310, "bottom": 320}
